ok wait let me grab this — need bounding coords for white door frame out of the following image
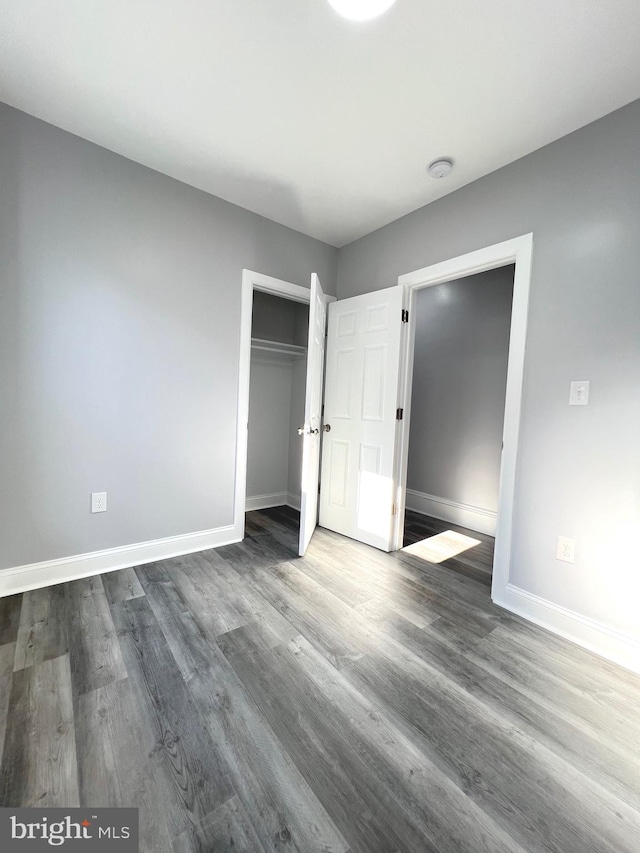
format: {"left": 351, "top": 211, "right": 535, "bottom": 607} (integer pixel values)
{"left": 235, "top": 270, "right": 311, "bottom": 539}
{"left": 393, "top": 234, "right": 533, "bottom": 604}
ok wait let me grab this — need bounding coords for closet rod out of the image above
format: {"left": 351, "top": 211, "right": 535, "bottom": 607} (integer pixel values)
{"left": 250, "top": 337, "right": 307, "bottom": 358}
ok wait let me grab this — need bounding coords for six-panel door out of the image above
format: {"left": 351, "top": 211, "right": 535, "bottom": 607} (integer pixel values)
{"left": 319, "top": 286, "right": 404, "bottom": 551}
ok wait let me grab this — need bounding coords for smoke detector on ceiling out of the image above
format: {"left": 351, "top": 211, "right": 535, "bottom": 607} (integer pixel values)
{"left": 428, "top": 158, "right": 454, "bottom": 179}
{"left": 327, "top": 0, "right": 398, "bottom": 22}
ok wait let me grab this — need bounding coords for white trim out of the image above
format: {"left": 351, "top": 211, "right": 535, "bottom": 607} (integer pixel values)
{"left": 242, "top": 270, "right": 311, "bottom": 304}
{"left": 393, "top": 234, "right": 533, "bottom": 617}
{"left": 235, "top": 271, "right": 311, "bottom": 542}
{"left": 0, "top": 524, "right": 241, "bottom": 599}
{"left": 495, "top": 584, "right": 640, "bottom": 676}
{"left": 287, "top": 492, "right": 301, "bottom": 511}
{"left": 405, "top": 490, "right": 497, "bottom": 536}
{"left": 245, "top": 492, "right": 289, "bottom": 511}
{"left": 396, "top": 236, "right": 529, "bottom": 288}
{"left": 244, "top": 492, "right": 301, "bottom": 512}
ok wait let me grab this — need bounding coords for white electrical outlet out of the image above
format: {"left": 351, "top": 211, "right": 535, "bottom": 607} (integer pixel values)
{"left": 91, "top": 492, "right": 107, "bottom": 513}
{"left": 556, "top": 536, "right": 575, "bottom": 564}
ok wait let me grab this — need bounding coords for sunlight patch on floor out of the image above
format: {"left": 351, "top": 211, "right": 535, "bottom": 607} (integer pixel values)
{"left": 402, "top": 530, "right": 481, "bottom": 564}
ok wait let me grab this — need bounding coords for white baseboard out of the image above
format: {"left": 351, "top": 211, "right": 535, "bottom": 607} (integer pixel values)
{"left": 405, "top": 489, "right": 497, "bottom": 536}
{"left": 494, "top": 583, "right": 640, "bottom": 676}
{"left": 286, "top": 492, "right": 301, "bottom": 511}
{"left": 245, "top": 492, "right": 289, "bottom": 511}
{"left": 245, "top": 492, "right": 300, "bottom": 512}
{"left": 0, "top": 524, "right": 241, "bottom": 599}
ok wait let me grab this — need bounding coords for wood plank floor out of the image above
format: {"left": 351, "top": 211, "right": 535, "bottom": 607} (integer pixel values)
{"left": 1, "top": 507, "right": 639, "bottom": 852}
{"left": 403, "top": 509, "right": 495, "bottom": 584}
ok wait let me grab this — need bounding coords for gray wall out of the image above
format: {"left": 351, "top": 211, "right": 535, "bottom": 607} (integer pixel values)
{"left": 246, "top": 353, "right": 306, "bottom": 506}
{"left": 246, "top": 355, "right": 294, "bottom": 500}
{"left": 251, "top": 291, "right": 309, "bottom": 347}
{"left": 338, "top": 99, "right": 640, "bottom": 641}
{"left": 0, "top": 102, "right": 337, "bottom": 570}
{"left": 247, "top": 295, "right": 308, "bottom": 505}
{"left": 407, "top": 267, "right": 514, "bottom": 513}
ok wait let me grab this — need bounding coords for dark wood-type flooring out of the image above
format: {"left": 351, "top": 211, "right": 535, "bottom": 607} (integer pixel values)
{"left": 1, "top": 507, "right": 639, "bottom": 852}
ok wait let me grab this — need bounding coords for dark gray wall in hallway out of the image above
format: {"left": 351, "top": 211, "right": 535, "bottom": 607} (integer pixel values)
{"left": 0, "top": 103, "right": 337, "bottom": 570}
{"left": 337, "top": 99, "right": 640, "bottom": 641}
{"left": 407, "top": 266, "right": 514, "bottom": 514}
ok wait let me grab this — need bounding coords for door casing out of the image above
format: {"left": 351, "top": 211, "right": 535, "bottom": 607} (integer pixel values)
{"left": 392, "top": 234, "right": 534, "bottom": 606}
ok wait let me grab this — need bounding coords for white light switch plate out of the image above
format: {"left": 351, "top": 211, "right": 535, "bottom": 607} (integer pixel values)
{"left": 569, "top": 380, "right": 590, "bottom": 406}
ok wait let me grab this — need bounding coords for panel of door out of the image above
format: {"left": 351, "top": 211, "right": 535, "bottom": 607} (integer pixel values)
{"left": 319, "top": 286, "right": 404, "bottom": 552}
{"left": 298, "top": 273, "right": 328, "bottom": 556}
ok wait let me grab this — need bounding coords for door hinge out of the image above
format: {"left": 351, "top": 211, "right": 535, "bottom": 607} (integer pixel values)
{"left": 392, "top": 502, "right": 397, "bottom": 516}
{"left": 401, "top": 309, "right": 409, "bottom": 323}
{"left": 396, "top": 408, "right": 403, "bottom": 420}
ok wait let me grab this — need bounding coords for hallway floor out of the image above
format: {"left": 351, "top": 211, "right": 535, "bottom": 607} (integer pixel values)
{"left": 403, "top": 508, "right": 494, "bottom": 584}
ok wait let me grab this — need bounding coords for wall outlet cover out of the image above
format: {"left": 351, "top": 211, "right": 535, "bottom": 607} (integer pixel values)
{"left": 556, "top": 535, "right": 576, "bottom": 563}
{"left": 91, "top": 492, "right": 107, "bottom": 513}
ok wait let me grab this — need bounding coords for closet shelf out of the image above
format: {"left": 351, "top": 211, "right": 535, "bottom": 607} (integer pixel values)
{"left": 251, "top": 337, "right": 307, "bottom": 358}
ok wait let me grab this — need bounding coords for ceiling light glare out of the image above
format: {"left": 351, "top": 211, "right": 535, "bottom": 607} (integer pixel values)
{"left": 327, "top": 0, "right": 398, "bottom": 22}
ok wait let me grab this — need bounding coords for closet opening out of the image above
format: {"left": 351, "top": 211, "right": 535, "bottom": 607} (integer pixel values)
{"left": 233, "top": 270, "right": 313, "bottom": 545}
{"left": 245, "top": 289, "right": 310, "bottom": 540}
{"left": 401, "top": 265, "right": 515, "bottom": 587}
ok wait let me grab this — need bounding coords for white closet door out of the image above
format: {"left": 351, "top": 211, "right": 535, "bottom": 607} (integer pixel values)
{"left": 298, "top": 274, "right": 328, "bottom": 556}
{"left": 319, "top": 286, "right": 404, "bottom": 552}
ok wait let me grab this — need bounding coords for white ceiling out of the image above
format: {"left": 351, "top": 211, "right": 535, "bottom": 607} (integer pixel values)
{"left": 1, "top": 0, "right": 639, "bottom": 247}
